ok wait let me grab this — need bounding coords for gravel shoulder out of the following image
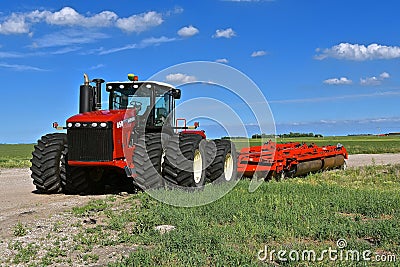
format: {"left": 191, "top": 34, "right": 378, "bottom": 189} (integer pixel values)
{"left": 347, "top": 153, "right": 400, "bottom": 167}
{"left": 0, "top": 168, "right": 106, "bottom": 240}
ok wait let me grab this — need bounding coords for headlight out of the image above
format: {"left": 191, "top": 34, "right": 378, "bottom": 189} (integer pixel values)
{"left": 75, "top": 123, "right": 81, "bottom": 127}
{"left": 91, "top": 123, "right": 98, "bottom": 127}
{"left": 67, "top": 123, "right": 72, "bottom": 128}
{"left": 100, "top": 122, "right": 107, "bottom": 128}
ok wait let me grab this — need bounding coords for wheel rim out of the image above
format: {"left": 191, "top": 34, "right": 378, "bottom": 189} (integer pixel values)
{"left": 59, "top": 153, "right": 64, "bottom": 176}
{"left": 342, "top": 160, "right": 347, "bottom": 170}
{"left": 193, "top": 149, "right": 203, "bottom": 184}
{"left": 224, "top": 153, "right": 234, "bottom": 181}
{"left": 59, "top": 154, "right": 63, "bottom": 168}
{"left": 161, "top": 149, "right": 166, "bottom": 173}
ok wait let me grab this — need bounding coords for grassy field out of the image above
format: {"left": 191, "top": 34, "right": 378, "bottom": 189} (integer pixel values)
{"left": 232, "top": 135, "right": 400, "bottom": 154}
{"left": 0, "top": 144, "right": 34, "bottom": 168}
{"left": 4, "top": 164, "right": 399, "bottom": 266}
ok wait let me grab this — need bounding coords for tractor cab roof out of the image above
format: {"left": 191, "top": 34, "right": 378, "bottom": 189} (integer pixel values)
{"left": 106, "top": 81, "right": 177, "bottom": 92}
{"left": 106, "top": 80, "right": 181, "bottom": 99}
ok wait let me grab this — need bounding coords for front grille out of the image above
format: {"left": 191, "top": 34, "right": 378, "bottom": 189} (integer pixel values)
{"left": 68, "top": 127, "right": 113, "bottom": 161}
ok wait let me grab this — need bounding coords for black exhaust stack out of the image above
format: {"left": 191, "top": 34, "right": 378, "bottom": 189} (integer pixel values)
{"left": 79, "top": 74, "right": 94, "bottom": 114}
{"left": 79, "top": 74, "right": 105, "bottom": 113}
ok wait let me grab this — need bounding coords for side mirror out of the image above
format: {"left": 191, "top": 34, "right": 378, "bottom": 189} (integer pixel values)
{"left": 172, "top": 89, "right": 181, "bottom": 99}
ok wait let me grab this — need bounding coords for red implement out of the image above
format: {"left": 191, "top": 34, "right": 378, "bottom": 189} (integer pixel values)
{"left": 237, "top": 141, "right": 348, "bottom": 179}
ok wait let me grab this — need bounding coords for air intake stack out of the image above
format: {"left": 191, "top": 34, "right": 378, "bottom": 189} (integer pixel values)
{"left": 92, "top": 78, "right": 105, "bottom": 111}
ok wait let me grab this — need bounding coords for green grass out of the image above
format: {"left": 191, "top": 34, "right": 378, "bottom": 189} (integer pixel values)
{"left": 13, "top": 222, "right": 28, "bottom": 237}
{"left": 0, "top": 144, "right": 34, "bottom": 168}
{"left": 61, "top": 164, "right": 399, "bottom": 266}
{"left": 233, "top": 135, "right": 400, "bottom": 154}
{"left": 3, "top": 164, "right": 399, "bottom": 266}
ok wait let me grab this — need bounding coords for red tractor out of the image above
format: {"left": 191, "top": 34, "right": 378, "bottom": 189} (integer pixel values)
{"left": 30, "top": 74, "right": 237, "bottom": 194}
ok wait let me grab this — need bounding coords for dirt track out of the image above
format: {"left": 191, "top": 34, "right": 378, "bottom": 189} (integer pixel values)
{"left": 347, "top": 153, "right": 400, "bottom": 167}
{"left": 0, "top": 153, "right": 399, "bottom": 240}
{"left": 0, "top": 168, "right": 107, "bottom": 239}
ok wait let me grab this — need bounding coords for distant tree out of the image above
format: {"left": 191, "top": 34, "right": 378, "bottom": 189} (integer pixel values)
{"left": 279, "top": 132, "right": 317, "bottom": 138}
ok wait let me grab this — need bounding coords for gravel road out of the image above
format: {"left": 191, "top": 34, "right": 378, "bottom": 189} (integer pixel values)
{"left": 0, "top": 153, "right": 399, "bottom": 240}
{"left": 0, "top": 168, "right": 107, "bottom": 239}
{"left": 347, "top": 153, "right": 400, "bottom": 167}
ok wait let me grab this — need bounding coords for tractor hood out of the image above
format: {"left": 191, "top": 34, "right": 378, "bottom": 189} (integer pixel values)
{"left": 67, "top": 109, "right": 135, "bottom": 124}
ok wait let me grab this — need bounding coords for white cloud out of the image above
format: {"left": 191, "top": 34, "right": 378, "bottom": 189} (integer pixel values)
{"left": 315, "top": 43, "right": 400, "bottom": 61}
{"left": 268, "top": 91, "right": 400, "bottom": 104}
{"left": 165, "top": 73, "right": 197, "bottom": 84}
{"left": 215, "top": 58, "right": 229, "bottom": 63}
{"left": 89, "top": 64, "right": 105, "bottom": 70}
{"left": 98, "top": 36, "right": 176, "bottom": 55}
{"left": 360, "top": 72, "right": 390, "bottom": 86}
{"left": 116, "top": 11, "right": 163, "bottom": 33}
{"left": 44, "top": 7, "right": 86, "bottom": 26}
{"left": 380, "top": 72, "right": 390, "bottom": 79}
{"left": 140, "top": 36, "right": 176, "bottom": 46}
{"left": 0, "top": 62, "right": 46, "bottom": 71}
{"left": 213, "top": 28, "right": 236, "bottom": 38}
{"left": 177, "top": 25, "right": 199, "bottom": 37}
{"left": 323, "top": 77, "right": 353, "bottom": 85}
{"left": 166, "top": 6, "right": 184, "bottom": 16}
{"left": 31, "top": 30, "right": 109, "bottom": 48}
{"left": 98, "top": 44, "right": 137, "bottom": 55}
{"left": 0, "top": 51, "right": 24, "bottom": 58}
{"left": 0, "top": 7, "right": 163, "bottom": 35}
{"left": 51, "top": 46, "right": 81, "bottom": 55}
{"left": 0, "top": 14, "right": 30, "bottom": 34}
{"left": 360, "top": 76, "right": 380, "bottom": 86}
{"left": 251, "top": 50, "right": 267, "bottom": 57}
{"left": 45, "top": 8, "right": 118, "bottom": 27}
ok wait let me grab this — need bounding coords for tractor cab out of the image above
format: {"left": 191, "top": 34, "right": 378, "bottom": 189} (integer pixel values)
{"left": 106, "top": 79, "right": 181, "bottom": 130}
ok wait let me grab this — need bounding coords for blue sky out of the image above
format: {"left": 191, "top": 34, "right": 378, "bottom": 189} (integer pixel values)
{"left": 1, "top": 0, "right": 400, "bottom": 143}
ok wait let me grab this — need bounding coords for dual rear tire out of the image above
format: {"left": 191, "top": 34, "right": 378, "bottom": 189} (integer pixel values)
{"left": 162, "top": 134, "right": 207, "bottom": 188}
{"left": 206, "top": 139, "right": 237, "bottom": 184}
{"left": 161, "top": 135, "right": 237, "bottom": 189}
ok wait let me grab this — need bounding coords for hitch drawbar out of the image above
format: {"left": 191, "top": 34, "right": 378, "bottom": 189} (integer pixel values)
{"left": 237, "top": 141, "right": 348, "bottom": 179}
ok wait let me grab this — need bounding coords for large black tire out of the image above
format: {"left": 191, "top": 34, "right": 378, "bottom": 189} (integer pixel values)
{"left": 163, "top": 134, "right": 206, "bottom": 188}
{"left": 64, "top": 166, "right": 91, "bottom": 194}
{"left": 30, "top": 133, "right": 67, "bottom": 194}
{"left": 133, "top": 133, "right": 168, "bottom": 190}
{"left": 206, "top": 139, "right": 238, "bottom": 183}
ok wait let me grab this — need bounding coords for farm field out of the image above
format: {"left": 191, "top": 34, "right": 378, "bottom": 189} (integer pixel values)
{"left": 232, "top": 135, "right": 400, "bottom": 154}
{"left": 1, "top": 164, "right": 399, "bottom": 266}
{"left": 0, "top": 144, "right": 34, "bottom": 168}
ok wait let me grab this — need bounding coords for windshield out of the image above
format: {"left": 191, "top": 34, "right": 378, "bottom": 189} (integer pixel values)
{"left": 109, "top": 83, "right": 175, "bottom": 127}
